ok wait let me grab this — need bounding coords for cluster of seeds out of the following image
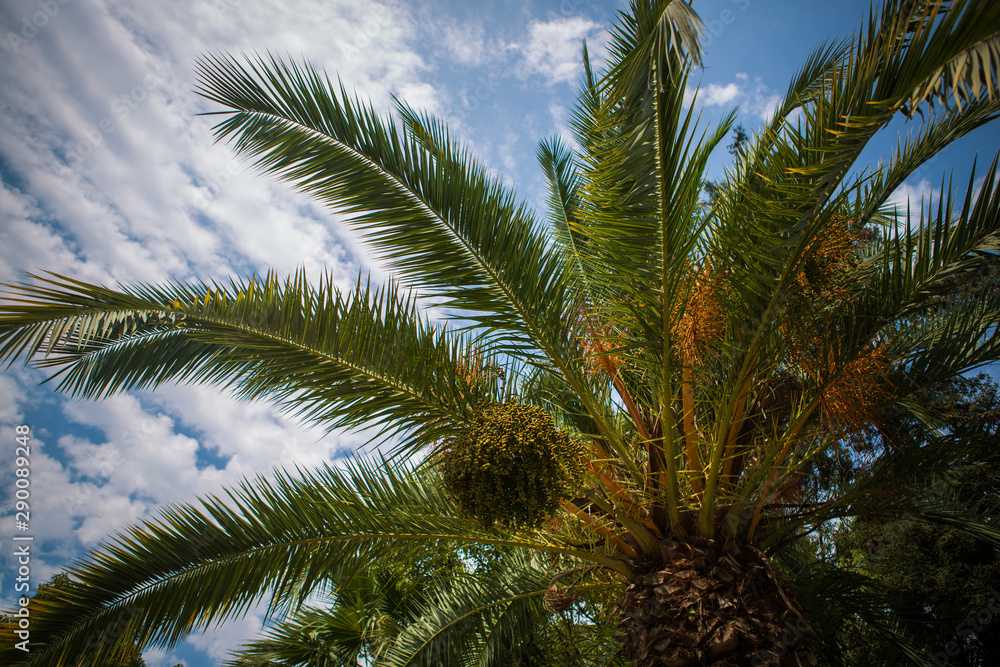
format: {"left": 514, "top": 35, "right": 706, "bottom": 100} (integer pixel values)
{"left": 440, "top": 402, "right": 581, "bottom": 529}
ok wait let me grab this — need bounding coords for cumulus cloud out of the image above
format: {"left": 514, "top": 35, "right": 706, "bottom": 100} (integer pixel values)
{"left": 186, "top": 611, "right": 270, "bottom": 663}
{"left": 0, "top": 0, "right": 435, "bottom": 288}
{"left": 885, "top": 178, "right": 942, "bottom": 228}
{"left": 0, "top": 372, "right": 26, "bottom": 425}
{"left": 0, "top": 383, "right": 360, "bottom": 658}
{"left": 437, "top": 20, "right": 497, "bottom": 66}
{"left": 517, "top": 16, "right": 601, "bottom": 86}
{"left": 0, "top": 0, "right": 439, "bottom": 659}
{"left": 702, "top": 82, "right": 741, "bottom": 106}
{"left": 684, "top": 74, "right": 781, "bottom": 121}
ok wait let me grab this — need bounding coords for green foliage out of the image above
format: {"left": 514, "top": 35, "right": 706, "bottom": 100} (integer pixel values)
{"left": 515, "top": 607, "right": 626, "bottom": 667}
{"left": 227, "top": 544, "right": 468, "bottom": 666}
{"left": 793, "top": 375, "right": 1000, "bottom": 666}
{"left": 2, "top": 0, "right": 1000, "bottom": 664}
{"left": 0, "top": 271, "right": 490, "bottom": 456}
{"left": 441, "top": 402, "right": 583, "bottom": 528}
{"left": 836, "top": 519, "right": 1000, "bottom": 666}
{"left": 31, "top": 575, "right": 147, "bottom": 667}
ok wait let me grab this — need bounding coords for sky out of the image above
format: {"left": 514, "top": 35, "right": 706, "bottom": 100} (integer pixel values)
{"left": 1, "top": 0, "right": 999, "bottom": 664}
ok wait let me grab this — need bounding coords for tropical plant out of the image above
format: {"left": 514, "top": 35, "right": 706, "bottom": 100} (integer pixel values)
{"left": 3, "top": 0, "right": 1000, "bottom": 664}
{"left": 221, "top": 542, "right": 610, "bottom": 667}
{"left": 224, "top": 544, "right": 623, "bottom": 667}
{"left": 815, "top": 374, "right": 1000, "bottom": 666}
{"left": 4, "top": 575, "right": 147, "bottom": 666}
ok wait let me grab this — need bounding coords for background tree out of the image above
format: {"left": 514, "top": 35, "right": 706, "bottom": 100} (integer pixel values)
{"left": 817, "top": 374, "right": 1000, "bottom": 666}
{"left": 10, "top": 575, "right": 148, "bottom": 667}
{"left": 224, "top": 543, "right": 624, "bottom": 667}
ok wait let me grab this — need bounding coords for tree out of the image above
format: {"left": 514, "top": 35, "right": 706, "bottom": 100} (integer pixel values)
{"left": 2, "top": 0, "right": 1000, "bottom": 664}
{"left": 6, "top": 575, "right": 147, "bottom": 667}
{"left": 818, "top": 374, "right": 1000, "bottom": 666}
{"left": 224, "top": 545, "right": 623, "bottom": 667}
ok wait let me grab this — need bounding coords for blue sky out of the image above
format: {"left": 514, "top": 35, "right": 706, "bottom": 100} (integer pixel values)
{"left": 2, "top": 0, "right": 999, "bottom": 664}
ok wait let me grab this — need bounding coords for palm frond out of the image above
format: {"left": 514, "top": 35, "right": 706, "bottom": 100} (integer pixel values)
{"left": 194, "top": 53, "right": 578, "bottom": 370}
{"left": 855, "top": 98, "right": 1000, "bottom": 224}
{"left": 537, "top": 136, "right": 588, "bottom": 279}
{"left": 785, "top": 558, "right": 934, "bottom": 666}
{"left": 208, "top": 60, "right": 632, "bottom": 461}
{"left": 0, "top": 271, "right": 488, "bottom": 454}
{"left": 384, "top": 552, "right": 613, "bottom": 667}
{"left": 762, "top": 427, "right": 1000, "bottom": 551}
{"left": 0, "top": 460, "right": 606, "bottom": 666}
{"left": 834, "top": 156, "right": 1000, "bottom": 387}
{"left": 714, "top": 0, "right": 1000, "bottom": 328}
{"left": 225, "top": 605, "right": 363, "bottom": 666}
{"left": 602, "top": 0, "right": 703, "bottom": 105}
{"left": 902, "top": 2, "right": 1000, "bottom": 113}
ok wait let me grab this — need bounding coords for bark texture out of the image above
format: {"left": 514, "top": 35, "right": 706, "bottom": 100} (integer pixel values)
{"left": 617, "top": 537, "right": 816, "bottom": 666}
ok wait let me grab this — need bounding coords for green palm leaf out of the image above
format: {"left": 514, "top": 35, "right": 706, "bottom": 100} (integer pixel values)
{"left": 191, "top": 52, "right": 640, "bottom": 461}
{"left": 194, "top": 53, "right": 574, "bottom": 364}
{"left": 384, "top": 550, "right": 551, "bottom": 667}
{"left": 0, "top": 271, "right": 492, "bottom": 453}
{"left": 227, "top": 605, "right": 364, "bottom": 666}
{"left": 3, "top": 1, "right": 1000, "bottom": 664}
{"left": 0, "top": 460, "right": 613, "bottom": 666}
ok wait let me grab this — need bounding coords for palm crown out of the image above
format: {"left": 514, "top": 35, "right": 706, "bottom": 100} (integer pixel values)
{"left": 3, "top": 0, "right": 1000, "bottom": 664}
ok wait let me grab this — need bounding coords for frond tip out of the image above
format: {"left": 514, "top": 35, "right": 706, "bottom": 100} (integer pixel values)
{"left": 0, "top": 271, "right": 492, "bottom": 455}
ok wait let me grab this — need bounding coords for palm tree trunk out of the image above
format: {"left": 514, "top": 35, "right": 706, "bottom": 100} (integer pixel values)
{"left": 616, "top": 537, "right": 816, "bottom": 666}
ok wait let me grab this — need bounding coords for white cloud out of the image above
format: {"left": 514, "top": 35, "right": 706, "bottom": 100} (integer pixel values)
{"left": 888, "top": 178, "right": 939, "bottom": 208}
{"left": 752, "top": 93, "right": 782, "bottom": 122}
{"left": 684, "top": 75, "right": 782, "bottom": 121}
{"left": 886, "top": 178, "right": 941, "bottom": 228}
{"left": 702, "top": 82, "right": 741, "bottom": 106}
{"left": 1, "top": 438, "right": 90, "bottom": 598}
{"left": 517, "top": 17, "right": 601, "bottom": 86}
{"left": 0, "top": 373, "right": 26, "bottom": 425}
{"left": 440, "top": 21, "right": 490, "bottom": 66}
{"left": 52, "top": 385, "right": 362, "bottom": 525}
{"left": 0, "top": 0, "right": 436, "bottom": 291}
{"left": 142, "top": 647, "right": 187, "bottom": 667}
{"left": 0, "top": 0, "right": 436, "bottom": 657}
{"left": 186, "top": 610, "right": 269, "bottom": 662}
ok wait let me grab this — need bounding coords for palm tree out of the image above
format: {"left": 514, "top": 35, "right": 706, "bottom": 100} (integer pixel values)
{"left": 223, "top": 544, "right": 622, "bottom": 667}
{"left": 3, "top": 0, "right": 1000, "bottom": 664}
